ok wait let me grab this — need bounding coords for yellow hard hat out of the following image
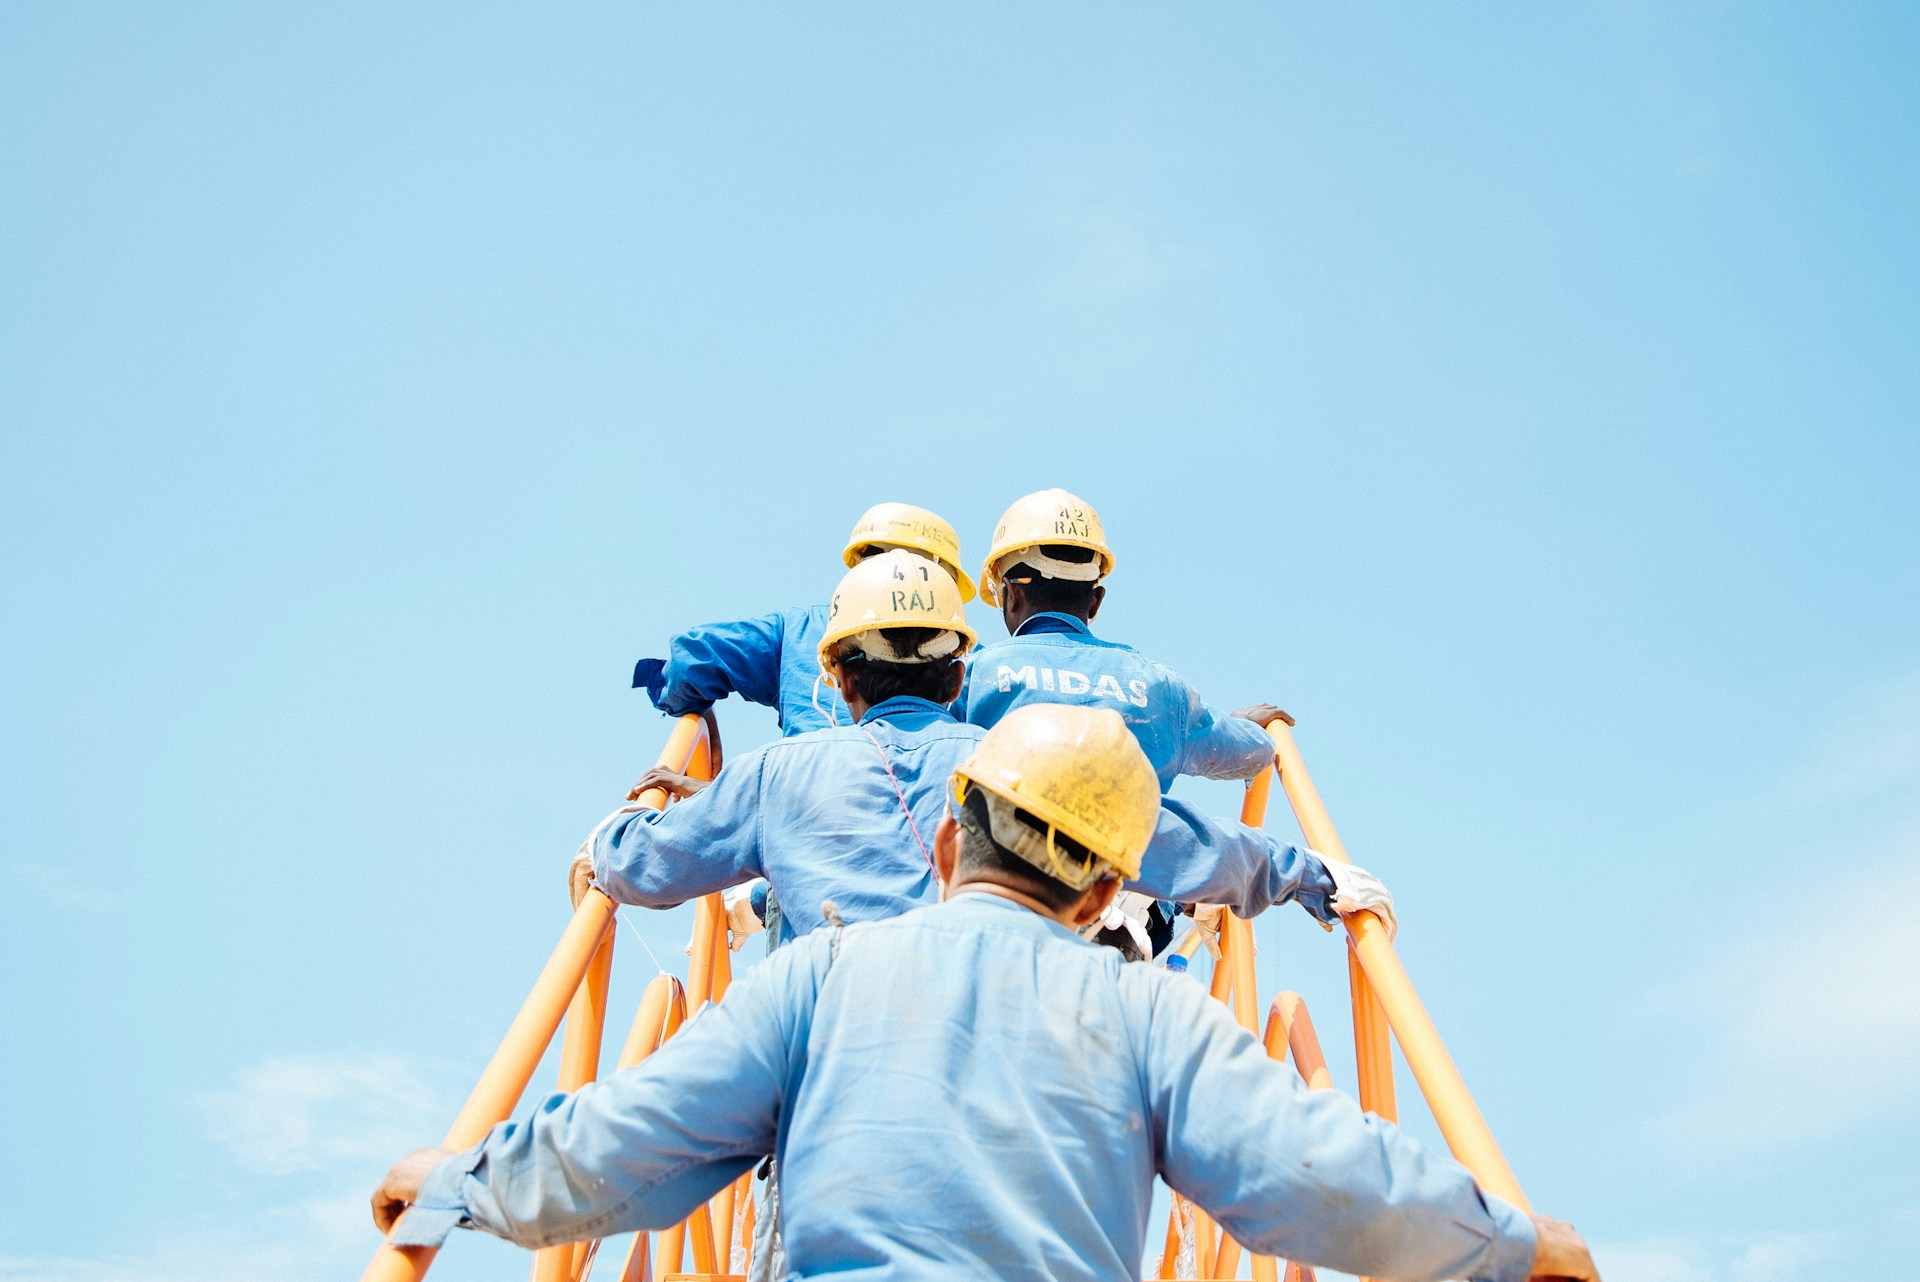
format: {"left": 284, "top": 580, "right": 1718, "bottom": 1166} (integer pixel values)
{"left": 978, "top": 488, "right": 1114, "bottom": 607}
{"left": 950, "top": 703, "right": 1160, "bottom": 887}
{"left": 817, "top": 549, "right": 978, "bottom": 682}
{"left": 843, "top": 503, "right": 977, "bottom": 603}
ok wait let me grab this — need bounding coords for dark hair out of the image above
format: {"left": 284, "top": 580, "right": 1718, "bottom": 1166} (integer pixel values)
{"left": 835, "top": 627, "right": 964, "bottom": 706}
{"left": 1002, "top": 544, "right": 1100, "bottom": 617}
{"left": 952, "top": 786, "right": 1090, "bottom": 913}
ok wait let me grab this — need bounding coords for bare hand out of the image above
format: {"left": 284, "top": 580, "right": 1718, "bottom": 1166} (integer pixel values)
{"left": 569, "top": 850, "right": 595, "bottom": 909}
{"left": 371, "top": 1146, "right": 454, "bottom": 1234}
{"left": 626, "top": 766, "right": 709, "bottom": 803}
{"left": 1233, "top": 703, "right": 1295, "bottom": 728}
{"left": 1530, "top": 1215, "right": 1600, "bottom": 1280}
{"left": 727, "top": 893, "right": 766, "bottom": 951}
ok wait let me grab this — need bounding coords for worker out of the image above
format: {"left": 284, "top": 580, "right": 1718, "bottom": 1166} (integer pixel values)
{"left": 570, "top": 551, "right": 1396, "bottom": 946}
{"left": 374, "top": 704, "right": 1598, "bottom": 1282}
{"left": 961, "top": 488, "right": 1284, "bottom": 792}
{"left": 630, "top": 501, "right": 975, "bottom": 736}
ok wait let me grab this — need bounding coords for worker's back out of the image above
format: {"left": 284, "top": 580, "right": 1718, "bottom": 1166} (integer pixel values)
{"left": 390, "top": 886, "right": 1532, "bottom": 1281}
{"left": 591, "top": 695, "right": 985, "bottom": 941}
{"left": 766, "top": 892, "right": 1524, "bottom": 1282}
{"left": 960, "top": 613, "right": 1272, "bottom": 791}
{"left": 780, "top": 894, "right": 1159, "bottom": 1279}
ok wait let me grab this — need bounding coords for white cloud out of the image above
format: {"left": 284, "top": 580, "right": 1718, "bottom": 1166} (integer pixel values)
{"left": 191, "top": 1052, "right": 449, "bottom": 1176}
{"left": 0, "top": 1193, "right": 373, "bottom": 1282}
{"left": 1657, "top": 836, "right": 1920, "bottom": 1152}
{"left": 1598, "top": 1230, "right": 1836, "bottom": 1282}
{"left": 1657, "top": 667, "right": 1920, "bottom": 1155}
{"left": 0, "top": 1053, "right": 468, "bottom": 1282}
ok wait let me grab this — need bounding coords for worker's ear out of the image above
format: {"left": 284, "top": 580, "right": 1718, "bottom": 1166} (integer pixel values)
{"left": 1000, "top": 579, "right": 1025, "bottom": 627}
{"left": 1086, "top": 584, "right": 1106, "bottom": 620}
{"left": 1069, "top": 877, "right": 1121, "bottom": 929}
{"left": 933, "top": 813, "right": 961, "bottom": 898}
{"left": 939, "top": 658, "right": 966, "bottom": 704}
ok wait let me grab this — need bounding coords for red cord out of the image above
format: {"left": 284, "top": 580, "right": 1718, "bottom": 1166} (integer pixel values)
{"left": 856, "top": 721, "right": 937, "bottom": 876}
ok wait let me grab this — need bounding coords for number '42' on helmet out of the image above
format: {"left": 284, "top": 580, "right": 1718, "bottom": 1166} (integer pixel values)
{"left": 979, "top": 488, "right": 1115, "bottom": 607}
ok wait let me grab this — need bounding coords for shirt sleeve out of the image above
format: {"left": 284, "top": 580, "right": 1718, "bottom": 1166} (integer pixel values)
{"left": 1169, "top": 671, "right": 1276, "bottom": 782}
{"left": 639, "top": 613, "right": 790, "bottom": 716}
{"left": 591, "top": 752, "right": 769, "bottom": 907}
{"left": 390, "top": 935, "right": 833, "bottom": 1250}
{"left": 1139, "top": 976, "right": 1537, "bottom": 1282}
{"left": 1129, "top": 799, "right": 1339, "bottom": 923}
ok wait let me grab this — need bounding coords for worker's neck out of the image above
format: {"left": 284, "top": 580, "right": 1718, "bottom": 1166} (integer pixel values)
{"left": 944, "top": 878, "right": 1085, "bottom": 928}
{"left": 1006, "top": 605, "right": 1091, "bottom": 633}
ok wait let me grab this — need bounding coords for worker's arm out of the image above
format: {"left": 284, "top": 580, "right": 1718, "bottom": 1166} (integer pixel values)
{"left": 382, "top": 934, "right": 830, "bottom": 1249}
{"left": 589, "top": 749, "right": 769, "bottom": 906}
{"left": 633, "top": 612, "right": 790, "bottom": 716}
{"left": 1143, "top": 977, "right": 1540, "bottom": 1282}
{"left": 1129, "top": 799, "right": 1340, "bottom": 924}
{"left": 1168, "top": 670, "right": 1280, "bottom": 782}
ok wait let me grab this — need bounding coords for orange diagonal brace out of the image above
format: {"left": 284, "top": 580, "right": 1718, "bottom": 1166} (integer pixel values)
{"left": 362, "top": 714, "right": 712, "bottom": 1282}
{"left": 1265, "top": 991, "right": 1333, "bottom": 1092}
{"left": 1266, "top": 720, "right": 1530, "bottom": 1212}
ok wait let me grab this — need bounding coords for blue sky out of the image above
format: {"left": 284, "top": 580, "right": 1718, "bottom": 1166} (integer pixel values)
{"left": 3, "top": 3, "right": 1917, "bottom": 1279}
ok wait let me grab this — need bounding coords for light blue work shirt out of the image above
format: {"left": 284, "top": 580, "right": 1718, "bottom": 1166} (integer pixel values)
{"left": 393, "top": 895, "right": 1536, "bottom": 1282}
{"left": 633, "top": 603, "right": 848, "bottom": 735}
{"left": 958, "top": 613, "right": 1275, "bottom": 791}
{"left": 590, "top": 698, "right": 1339, "bottom": 943}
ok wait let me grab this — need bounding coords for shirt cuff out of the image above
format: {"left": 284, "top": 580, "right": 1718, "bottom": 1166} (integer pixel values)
{"left": 1477, "top": 1193, "right": 1538, "bottom": 1282}
{"left": 1293, "top": 849, "right": 1341, "bottom": 923}
{"left": 387, "top": 1145, "right": 485, "bottom": 1249}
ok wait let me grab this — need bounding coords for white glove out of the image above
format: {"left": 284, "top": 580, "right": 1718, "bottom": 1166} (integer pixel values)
{"left": 1186, "top": 903, "right": 1226, "bottom": 958}
{"left": 1081, "top": 891, "right": 1156, "bottom": 960}
{"left": 1321, "top": 856, "right": 1397, "bottom": 940}
{"left": 723, "top": 880, "right": 768, "bottom": 952}
{"left": 568, "top": 802, "right": 649, "bottom": 907}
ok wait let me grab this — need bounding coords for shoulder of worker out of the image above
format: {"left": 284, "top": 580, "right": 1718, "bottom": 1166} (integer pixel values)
{"left": 786, "top": 601, "right": 831, "bottom": 632}
{"left": 1108, "top": 948, "right": 1248, "bottom": 1051}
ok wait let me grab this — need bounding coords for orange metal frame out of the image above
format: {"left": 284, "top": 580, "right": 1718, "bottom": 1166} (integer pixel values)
{"left": 1154, "top": 722, "right": 1530, "bottom": 1280}
{"left": 360, "top": 714, "right": 718, "bottom": 1282}
{"left": 366, "top": 714, "right": 1529, "bottom": 1282}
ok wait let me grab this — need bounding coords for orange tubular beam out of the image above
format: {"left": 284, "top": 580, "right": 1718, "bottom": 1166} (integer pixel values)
{"left": 361, "top": 715, "right": 712, "bottom": 1282}
{"left": 1348, "top": 949, "right": 1397, "bottom": 1122}
{"left": 1266, "top": 721, "right": 1530, "bottom": 1212}
{"left": 533, "top": 930, "right": 618, "bottom": 1282}
{"left": 686, "top": 892, "right": 725, "bottom": 1009}
{"left": 1265, "top": 992, "right": 1333, "bottom": 1092}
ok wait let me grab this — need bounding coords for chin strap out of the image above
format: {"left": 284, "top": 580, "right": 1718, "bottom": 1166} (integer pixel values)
{"left": 810, "top": 672, "right": 841, "bottom": 727}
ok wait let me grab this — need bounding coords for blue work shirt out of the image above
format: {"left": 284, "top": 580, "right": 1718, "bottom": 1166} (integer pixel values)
{"left": 590, "top": 698, "right": 1338, "bottom": 943}
{"left": 633, "top": 603, "right": 848, "bottom": 735}
{"left": 958, "top": 613, "right": 1275, "bottom": 791}
{"left": 393, "top": 895, "right": 1536, "bottom": 1282}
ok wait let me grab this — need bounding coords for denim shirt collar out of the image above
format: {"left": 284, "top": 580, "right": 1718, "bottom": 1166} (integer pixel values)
{"left": 858, "top": 695, "right": 960, "bottom": 727}
{"left": 1014, "top": 611, "right": 1093, "bottom": 639}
